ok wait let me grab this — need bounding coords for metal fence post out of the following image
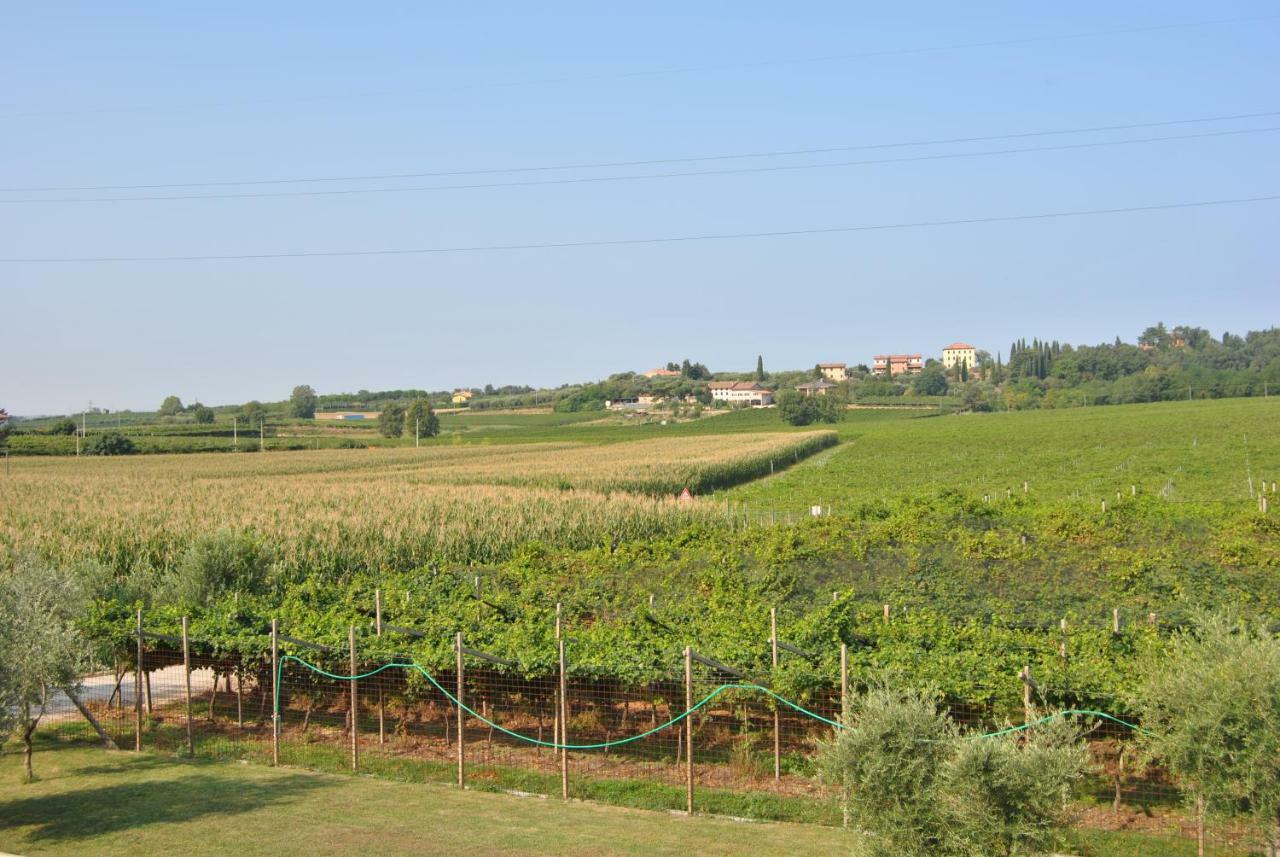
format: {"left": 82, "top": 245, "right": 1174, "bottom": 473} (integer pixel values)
{"left": 375, "top": 589, "right": 384, "bottom": 745}
{"left": 456, "top": 631, "right": 465, "bottom": 790}
{"left": 559, "top": 637, "right": 568, "bottom": 800}
{"left": 684, "top": 645, "right": 694, "bottom": 815}
{"left": 771, "top": 607, "right": 780, "bottom": 781}
{"left": 840, "top": 641, "right": 850, "bottom": 828}
{"left": 349, "top": 625, "right": 359, "bottom": 772}
{"left": 182, "top": 616, "right": 194, "bottom": 757}
{"left": 134, "top": 607, "right": 143, "bottom": 752}
{"left": 271, "top": 618, "right": 279, "bottom": 766}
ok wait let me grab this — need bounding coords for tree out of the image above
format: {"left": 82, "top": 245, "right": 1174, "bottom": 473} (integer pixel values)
{"left": 404, "top": 399, "right": 439, "bottom": 439}
{"left": 191, "top": 404, "right": 215, "bottom": 424}
{"left": 378, "top": 403, "right": 406, "bottom": 437}
{"left": 812, "top": 363, "right": 823, "bottom": 379}
{"left": 289, "top": 385, "right": 318, "bottom": 419}
{"left": 818, "top": 684, "right": 1085, "bottom": 857}
{"left": 755, "top": 355, "right": 766, "bottom": 382}
{"left": 46, "top": 418, "right": 78, "bottom": 436}
{"left": 814, "top": 391, "right": 845, "bottom": 424}
{"left": 0, "top": 556, "right": 92, "bottom": 782}
{"left": 158, "top": 395, "right": 184, "bottom": 416}
{"left": 84, "top": 432, "right": 135, "bottom": 455}
{"left": 777, "top": 388, "right": 817, "bottom": 426}
{"left": 156, "top": 531, "right": 271, "bottom": 610}
{"left": 913, "top": 366, "right": 949, "bottom": 396}
{"left": 240, "top": 400, "right": 266, "bottom": 426}
{"left": 1133, "top": 615, "right": 1280, "bottom": 854}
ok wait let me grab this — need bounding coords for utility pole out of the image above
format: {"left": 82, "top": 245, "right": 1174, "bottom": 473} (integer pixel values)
{"left": 233, "top": 416, "right": 238, "bottom": 448}
{"left": 259, "top": 420, "right": 265, "bottom": 452}
{"left": 415, "top": 418, "right": 420, "bottom": 449}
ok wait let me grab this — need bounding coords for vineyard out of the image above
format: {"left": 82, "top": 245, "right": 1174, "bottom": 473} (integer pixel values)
{"left": 6, "top": 399, "right": 1280, "bottom": 853}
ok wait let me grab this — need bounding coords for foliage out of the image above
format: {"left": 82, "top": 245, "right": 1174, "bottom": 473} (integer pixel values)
{"left": 159, "top": 395, "right": 184, "bottom": 416}
{"left": 154, "top": 531, "right": 273, "bottom": 610}
{"left": 84, "top": 432, "right": 136, "bottom": 455}
{"left": 191, "top": 405, "right": 215, "bottom": 424}
{"left": 290, "top": 385, "right": 318, "bottom": 419}
{"left": 777, "top": 389, "right": 817, "bottom": 426}
{"left": 403, "top": 399, "right": 439, "bottom": 438}
{"left": 240, "top": 400, "right": 266, "bottom": 425}
{"left": 816, "top": 684, "right": 1084, "bottom": 856}
{"left": 1132, "top": 614, "right": 1280, "bottom": 852}
{"left": 45, "top": 418, "right": 78, "bottom": 436}
{"left": 0, "top": 555, "right": 92, "bottom": 781}
{"left": 378, "top": 404, "right": 406, "bottom": 438}
{"left": 913, "top": 365, "right": 949, "bottom": 396}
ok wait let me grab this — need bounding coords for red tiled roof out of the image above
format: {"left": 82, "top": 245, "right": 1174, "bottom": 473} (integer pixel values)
{"left": 943, "top": 343, "right": 975, "bottom": 351}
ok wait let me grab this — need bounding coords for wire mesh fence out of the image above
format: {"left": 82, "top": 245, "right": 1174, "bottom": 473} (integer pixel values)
{"left": 33, "top": 614, "right": 1253, "bottom": 853}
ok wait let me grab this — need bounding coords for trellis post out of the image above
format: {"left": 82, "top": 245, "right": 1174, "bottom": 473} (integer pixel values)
{"left": 375, "top": 588, "right": 385, "bottom": 745}
{"left": 456, "top": 631, "right": 465, "bottom": 789}
{"left": 770, "top": 607, "right": 780, "bottom": 781}
{"left": 684, "top": 646, "right": 694, "bottom": 814}
{"left": 557, "top": 602, "right": 568, "bottom": 800}
{"left": 349, "top": 625, "right": 359, "bottom": 772}
{"left": 840, "top": 641, "right": 849, "bottom": 829}
{"left": 182, "top": 616, "right": 194, "bottom": 757}
{"left": 134, "top": 607, "right": 143, "bottom": 752}
{"left": 270, "top": 618, "right": 280, "bottom": 766}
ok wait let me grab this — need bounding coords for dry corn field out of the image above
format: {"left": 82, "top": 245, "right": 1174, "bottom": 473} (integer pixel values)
{"left": 0, "top": 432, "right": 834, "bottom": 573}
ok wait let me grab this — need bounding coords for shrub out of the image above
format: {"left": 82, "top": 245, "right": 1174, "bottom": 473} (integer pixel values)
{"left": 84, "top": 432, "right": 135, "bottom": 455}
{"left": 45, "top": 418, "right": 78, "bottom": 436}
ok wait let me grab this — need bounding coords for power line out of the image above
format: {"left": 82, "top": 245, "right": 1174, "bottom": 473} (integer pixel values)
{"left": 3, "top": 194, "right": 1274, "bottom": 263}
{"left": 5, "top": 126, "right": 1275, "bottom": 204}
{"left": 2, "top": 12, "right": 1274, "bottom": 121}
{"left": 3, "top": 109, "right": 1276, "bottom": 193}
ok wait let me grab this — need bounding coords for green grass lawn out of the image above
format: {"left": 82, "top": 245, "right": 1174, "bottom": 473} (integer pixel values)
{"left": 0, "top": 744, "right": 858, "bottom": 857}
{"left": 0, "top": 743, "right": 1243, "bottom": 857}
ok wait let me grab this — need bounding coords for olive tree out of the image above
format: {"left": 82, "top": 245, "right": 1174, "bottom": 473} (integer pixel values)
{"left": 0, "top": 556, "right": 93, "bottom": 782}
{"left": 1133, "top": 615, "right": 1280, "bottom": 856}
{"left": 818, "top": 683, "right": 1086, "bottom": 857}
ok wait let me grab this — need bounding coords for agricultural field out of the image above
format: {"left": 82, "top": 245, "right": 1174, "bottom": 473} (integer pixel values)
{"left": 728, "top": 397, "right": 1280, "bottom": 507}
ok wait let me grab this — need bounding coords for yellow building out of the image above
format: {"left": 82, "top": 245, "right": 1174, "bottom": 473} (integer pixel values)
{"left": 817, "top": 362, "right": 847, "bottom": 382}
{"left": 941, "top": 343, "right": 977, "bottom": 371}
{"left": 451, "top": 389, "right": 473, "bottom": 404}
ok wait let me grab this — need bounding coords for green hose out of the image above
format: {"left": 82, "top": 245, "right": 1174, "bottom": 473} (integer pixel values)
{"left": 274, "top": 654, "right": 1151, "bottom": 750}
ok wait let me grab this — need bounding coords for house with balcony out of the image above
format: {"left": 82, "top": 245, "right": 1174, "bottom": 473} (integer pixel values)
{"left": 708, "top": 381, "right": 773, "bottom": 406}
{"left": 872, "top": 354, "right": 923, "bottom": 376}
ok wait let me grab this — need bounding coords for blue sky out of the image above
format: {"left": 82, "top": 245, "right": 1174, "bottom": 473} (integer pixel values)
{"left": 2, "top": 2, "right": 1277, "bottom": 414}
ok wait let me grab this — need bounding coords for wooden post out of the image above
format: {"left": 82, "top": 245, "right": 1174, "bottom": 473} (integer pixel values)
{"left": 456, "top": 631, "right": 465, "bottom": 789}
{"left": 1148, "top": 612, "right": 1157, "bottom": 627}
{"left": 1021, "top": 665, "right": 1033, "bottom": 723}
{"left": 134, "top": 608, "right": 143, "bottom": 752}
{"left": 236, "top": 655, "right": 244, "bottom": 731}
{"left": 559, "top": 637, "right": 568, "bottom": 801}
{"left": 182, "top": 617, "right": 194, "bottom": 757}
{"left": 1059, "top": 617, "right": 1068, "bottom": 665}
{"left": 375, "top": 589, "right": 384, "bottom": 745}
{"left": 349, "top": 626, "right": 359, "bottom": 772}
{"left": 882, "top": 603, "right": 890, "bottom": 623}
{"left": 271, "top": 619, "right": 279, "bottom": 766}
{"left": 684, "top": 646, "right": 694, "bottom": 815}
{"left": 1112, "top": 608, "right": 1120, "bottom": 635}
{"left": 771, "top": 607, "right": 780, "bottom": 781}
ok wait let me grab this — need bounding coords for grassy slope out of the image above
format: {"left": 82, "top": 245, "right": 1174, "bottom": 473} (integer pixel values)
{"left": 0, "top": 744, "right": 1239, "bottom": 857}
{"left": 725, "top": 398, "right": 1280, "bottom": 505}
{"left": 0, "top": 745, "right": 853, "bottom": 857}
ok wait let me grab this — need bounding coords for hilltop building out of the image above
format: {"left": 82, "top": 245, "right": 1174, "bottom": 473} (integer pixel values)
{"left": 941, "top": 343, "right": 978, "bottom": 371}
{"left": 872, "top": 354, "right": 923, "bottom": 376}
{"left": 642, "top": 367, "right": 681, "bottom": 378}
{"left": 708, "top": 381, "right": 773, "bottom": 406}
{"left": 796, "top": 378, "right": 838, "bottom": 397}
{"left": 451, "top": 389, "right": 473, "bottom": 404}
{"left": 817, "top": 362, "right": 847, "bottom": 382}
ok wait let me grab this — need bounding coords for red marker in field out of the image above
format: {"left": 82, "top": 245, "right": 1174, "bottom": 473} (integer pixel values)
{"left": 678, "top": 487, "right": 694, "bottom": 502}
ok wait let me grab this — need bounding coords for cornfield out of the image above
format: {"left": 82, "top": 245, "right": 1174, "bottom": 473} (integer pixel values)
{"left": 0, "top": 432, "right": 834, "bottom": 574}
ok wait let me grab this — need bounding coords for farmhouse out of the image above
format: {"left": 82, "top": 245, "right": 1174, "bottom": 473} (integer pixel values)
{"left": 709, "top": 381, "right": 773, "bottom": 406}
{"left": 314, "top": 411, "right": 381, "bottom": 421}
{"left": 817, "top": 362, "right": 847, "bottom": 382}
{"left": 642, "top": 367, "right": 681, "bottom": 378}
{"left": 872, "top": 354, "right": 923, "bottom": 376}
{"left": 941, "top": 343, "right": 977, "bottom": 371}
{"left": 451, "top": 389, "right": 473, "bottom": 404}
{"left": 606, "top": 393, "right": 667, "bottom": 411}
{"left": 796, "top": 378, "right": 838, "bottom": 397}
